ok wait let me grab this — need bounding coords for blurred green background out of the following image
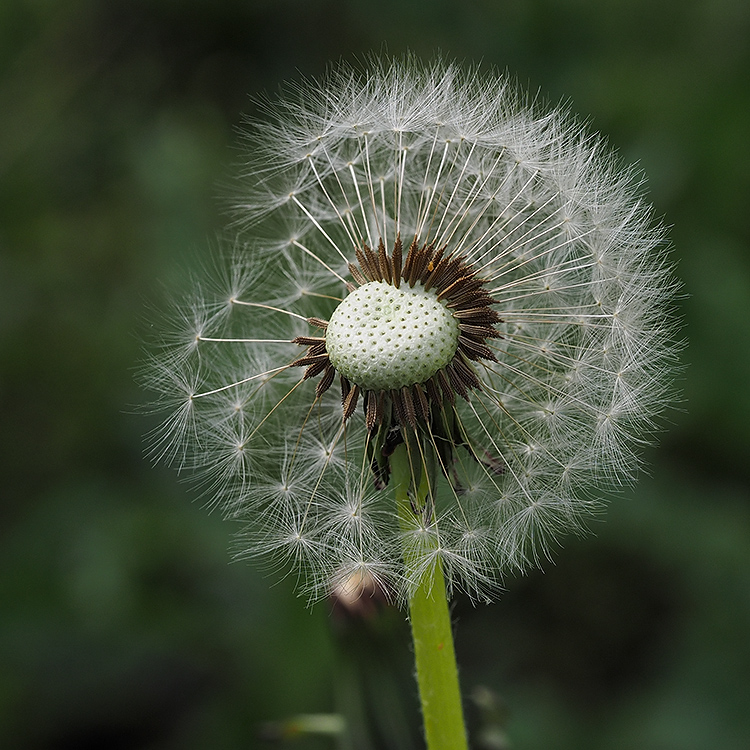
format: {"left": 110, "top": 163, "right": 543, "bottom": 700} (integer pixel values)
{"left": 1, "top": 1, "right": 749, "bottom": 748}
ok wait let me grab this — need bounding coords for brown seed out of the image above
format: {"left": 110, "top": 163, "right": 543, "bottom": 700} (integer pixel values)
{"left": 342, "top": 384, "right": 360, "bottom": 420}
{"left": 378, "top": 238, "right": 391, "bottom": 284}
{"left": 304, "top": 358, "right": 330, "bottom": 379}
{"left": 392, "top": 235, "right": 403, "bottom": 288}
{"left": 316, "top": 364, "right": 336, "bottom": 397}
{"left": 348, "top": 263, "right": 367, "bottom": 286}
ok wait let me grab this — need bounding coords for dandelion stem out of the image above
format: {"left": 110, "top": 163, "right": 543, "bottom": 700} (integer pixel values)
{"left": 391, "top": 443, "right": 468, "bottom": 750}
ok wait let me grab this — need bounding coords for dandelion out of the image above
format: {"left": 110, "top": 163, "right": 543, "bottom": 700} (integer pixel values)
{"left": 144, "top": 57, "right": 679, "bottom": 749}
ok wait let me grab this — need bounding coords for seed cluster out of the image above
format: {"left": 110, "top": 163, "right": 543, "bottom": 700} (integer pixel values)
{"left": 292, "top": 237, "right": 502, "bottom": 431}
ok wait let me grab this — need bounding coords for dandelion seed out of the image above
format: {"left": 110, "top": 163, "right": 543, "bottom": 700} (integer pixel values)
{"left": 145, "top": 57, "right": 679, "bottom": 606}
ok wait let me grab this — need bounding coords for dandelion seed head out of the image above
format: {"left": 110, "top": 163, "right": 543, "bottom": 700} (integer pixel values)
{"left": 144, "top": 56, "right": 680, "bottom": 604}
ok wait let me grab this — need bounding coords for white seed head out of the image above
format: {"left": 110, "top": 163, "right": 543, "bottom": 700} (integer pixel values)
{"left": 144, "top": 56, "right": 681, "bottom": 605}
{"left": 326, "top": 281, "right": 459, "bottom": 391}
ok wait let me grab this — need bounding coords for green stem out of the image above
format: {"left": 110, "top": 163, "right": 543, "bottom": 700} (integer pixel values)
{"left": 391, "top": 443, "right": 468, "bottom": 750}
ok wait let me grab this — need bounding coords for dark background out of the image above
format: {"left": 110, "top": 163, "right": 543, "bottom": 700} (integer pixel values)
{"left": 2, "top": 1, "right": 749, "bottom": 748}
